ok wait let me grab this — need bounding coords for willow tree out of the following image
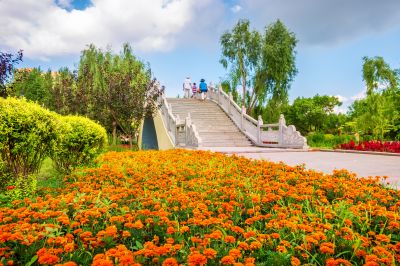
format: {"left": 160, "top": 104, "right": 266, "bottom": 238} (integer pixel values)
{"left": 349, "top": 56, "right": 400, "bottom": 139}
{"left": 220, "top": 19, "right": 297, "bottom": 120}
{"left": 220, "top": 19, "right": 260, "bottom": 108}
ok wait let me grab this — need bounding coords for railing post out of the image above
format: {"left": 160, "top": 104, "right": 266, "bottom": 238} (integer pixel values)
{"left": 241, "top": 106, "right": 246, "bottom": 130}
{"left": 257, "top": 115, "right": 263, "bottom": 144}
{"left": 278, "top": 114, "right": 286, "bottom": 145}
{"left": 228, "top": 92, "right": 232, "bottom": 115}
{"left": 186, "top": 113, "right": 191, "bottom": 145}
{"left": 218, "top": 85, "right": 221, "bottom": 105}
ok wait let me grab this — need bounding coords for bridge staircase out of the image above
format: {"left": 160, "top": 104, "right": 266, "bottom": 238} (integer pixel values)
{"left": 157, "top": 86, "right": 308, "bottom": 149}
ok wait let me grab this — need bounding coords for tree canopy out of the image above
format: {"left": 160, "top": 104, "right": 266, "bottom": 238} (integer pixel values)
{"left": 220, "top": 19, "right": 297, "bottom": 121}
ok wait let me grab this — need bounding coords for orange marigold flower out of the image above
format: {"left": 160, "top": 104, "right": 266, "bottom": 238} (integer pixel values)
{"left": 203, "top": 248, "right": 217, "bottom": 259}
{"left": 187, "top": 252, "right": 207, "bottom": 266}
{"left": 166, "top": 226, "right": 175, "bottom": 234}
{"left": 375, "top": 234, "right": 390, "bottom": 243}
{"left": 244, "top": 257, "right": 255, "bottom": 264}
{"left": 290, "top": 256, "right": 300, "bottom": 266}
{"left": 270, "top": 233, "right": 280, "bottom": 239}
{"left": 180, "top": 226, "right": 190, "bottom": 233}
{"left": 249, "top": 241, "right": 262, "bottom": 250}
{"left": 162, "top": 258, "right": 179, "bottom": 266}
{"left": 220, "top": 255, "right": 236, "bottom": 265}
{"left": 320, "top": 242, "right": 335, "bottom": 254}
{"left": 229, "top": 248, "right": 242, "bottom": 259}
{"left": 122, "top": 230, "right": 131, "bottom": 238}
{"left": 38, "top": 254, "right": 60, "bottom": 265}
{"left": 62, "top": 262, "right": 78, "bottom": 266}
{"left": 224, "top": 235, "right": 236, "bottom": 243}
{"left": 64, "top": 242, "right": 75, "bottom": 253}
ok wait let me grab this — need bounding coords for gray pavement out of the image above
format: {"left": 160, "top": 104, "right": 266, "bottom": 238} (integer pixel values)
{"left": 197, "top": 147, "right": 400, "bottom": 188}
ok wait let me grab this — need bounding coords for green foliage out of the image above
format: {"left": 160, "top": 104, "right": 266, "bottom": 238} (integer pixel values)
{"left": 9, "top": 44, "right": 161, "bottom": 147}
{"left": 220, "top": 19, "right": 297, "bottom": 119}
{"left": 51, "top": 115, "right": 108, "bottom": 174}
{"left": 4, "top": 174, "right": 37, "bottom": 200}
{"left": 307, "top": 132, "right": 355, "bottom": 148}
{"left": 285, "top": 94, "right": 342, "bottom": 134}
{"left": 362, "top": 56, "right": 398, "bottom": 95}
{"left": 348, "top": 56, "right": 400, "bottom": 140}
{"left": 220, "top": 19, "right": 260, "bottom": 108}
{"left": 0, "top": 97, "right": 59, "bottom": 177}
{"left": 12, "top": 68, "right": 53, "bottom": 106}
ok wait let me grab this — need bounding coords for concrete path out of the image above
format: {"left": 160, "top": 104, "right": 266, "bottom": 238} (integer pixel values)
{"left": 197, "top": 147, "right": 400, "bottom": 188}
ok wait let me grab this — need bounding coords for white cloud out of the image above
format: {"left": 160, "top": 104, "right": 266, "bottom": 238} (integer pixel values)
{"left": 334, "top": 94, "right": 348, "bottom": 103}
{"left": 350, "top": 89, "right": 366, "bottom": 101}
{"left": 231, "top": 5, "right": 242, "bottom": 13}
{"left": 0, "top": 0, "right": 222, "bottom": 59}
{"left": 239, "top": 0, "right": 400, "bottom": 46}
{"left": 331, "top": 90, "right": 366, "bottom": 114}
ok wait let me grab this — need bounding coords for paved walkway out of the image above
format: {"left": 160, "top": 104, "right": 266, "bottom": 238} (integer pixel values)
{"left": 197, "top": 147, "right": 400, "bottom": 188}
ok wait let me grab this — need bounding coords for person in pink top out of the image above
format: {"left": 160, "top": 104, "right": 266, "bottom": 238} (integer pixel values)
{"left": 191, "top": 82, "right": 197, "bottom": 98}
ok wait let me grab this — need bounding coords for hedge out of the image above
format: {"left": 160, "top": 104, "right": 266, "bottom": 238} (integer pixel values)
{"left": 51, "top": 115, "right": 108, "bottom": 174}
{"left": 0, "top": 97, "right": 59, "bottom": 178}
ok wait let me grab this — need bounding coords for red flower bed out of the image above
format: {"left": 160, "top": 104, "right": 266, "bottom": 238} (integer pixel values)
{"left": 339, "top": 140, "right": 400, "bottom": 153}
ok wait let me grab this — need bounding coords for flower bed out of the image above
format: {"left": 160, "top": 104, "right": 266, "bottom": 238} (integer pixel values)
{"left": 339, "top": 140, "right": 400, "bottom": 153}
{"left": 0, "top": 150, "right": 399, "bottom": 265}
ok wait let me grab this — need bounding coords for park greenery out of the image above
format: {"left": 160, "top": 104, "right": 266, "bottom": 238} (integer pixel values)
{"left": 0, "top": 97, "right": 107, "bottom": 202}
{"left": 220, "top": 21, "right": 400, "bottom": 145}
{"left": 1, "top": 17, "right": 400, "bottom": 266}
{"left": 9, "top": 44, "right": 161, "bottom": 147}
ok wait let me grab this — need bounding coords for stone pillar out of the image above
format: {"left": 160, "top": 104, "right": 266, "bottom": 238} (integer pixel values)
{"left": 278, "top": 114, "right": 286, "bottom": 145}
{"left": 257, "top": 115, "right": 263, "bottom": 144}
{"left": 228, "top": 92, "right": 232, "bottom": 115}
{"left": 218, "top": 85, "right": 221, "bottom": 105}
{"left": 241, "top": 106, "right": 246, "bottom": 130}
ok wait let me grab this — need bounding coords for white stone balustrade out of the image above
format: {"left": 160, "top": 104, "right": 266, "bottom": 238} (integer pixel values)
{"left": 208, "top": 85, "right": 308, "bottom": 149}
{"left": 158, "top": 85, "right": 307, "bottom": 149}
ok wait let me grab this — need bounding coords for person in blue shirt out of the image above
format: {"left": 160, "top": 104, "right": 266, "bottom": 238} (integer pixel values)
{"left": 199, "top": 78, "right": 208, "bottom": 101}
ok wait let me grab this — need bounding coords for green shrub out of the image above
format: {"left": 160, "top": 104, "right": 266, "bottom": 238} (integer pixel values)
{"left": 0, "top": 97, "right": 59, "bottom": 178}
{"left": 307, "top": 132, "right": 355, "bottom": 148}
{"left": 51, "top": 115, "right": 108, "bottom": 174}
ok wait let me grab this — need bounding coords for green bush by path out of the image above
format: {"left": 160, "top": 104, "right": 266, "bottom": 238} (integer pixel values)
{"left": 0, "top": 97, "right": 59, "bottom": 177}
{"left": 307, "top": 132, "right": 355, "bottom": 149}
{"left": 51, "top": 115, "right": 108, "bottom": 174}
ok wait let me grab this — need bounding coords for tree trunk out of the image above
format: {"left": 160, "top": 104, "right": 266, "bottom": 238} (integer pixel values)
{"left": 129, "top": 134, "right": 133, "bottom": 149}
{"left": 112, "top": 121, "right": 117, "bottom": 145}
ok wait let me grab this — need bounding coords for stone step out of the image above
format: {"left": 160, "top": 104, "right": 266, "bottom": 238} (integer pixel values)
{"left": 168, "top": 98, "right": 253, "bottom": 147}
{"left": 201, "top": 142, "right": 253, "bottom": 147}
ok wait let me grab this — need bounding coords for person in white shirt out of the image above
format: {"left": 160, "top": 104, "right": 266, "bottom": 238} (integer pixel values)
{"left": 183, "top": 77, "right": 192, "bottom": 98}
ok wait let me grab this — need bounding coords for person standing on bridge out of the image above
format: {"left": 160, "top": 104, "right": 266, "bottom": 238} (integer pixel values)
{"left": 183, "top": 77, "right": 192, "bottom": 98}
{"left": 199, "top": 78, "right": 208, "bottom": 101}
{"left": 191, "top": 82, "right": 197, "bottom": 98}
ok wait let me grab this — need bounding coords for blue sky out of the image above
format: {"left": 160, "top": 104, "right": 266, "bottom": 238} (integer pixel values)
{"left": 1, "top": 0, "right": 400, "bottom": 112}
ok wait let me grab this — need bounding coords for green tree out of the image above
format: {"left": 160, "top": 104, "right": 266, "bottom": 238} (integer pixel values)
{"left": 285, "top": 94, "right": 341, "bottom": 134}
{"left": 220, "top": 19, "right": 260, "bottom": 108}
{"left": 12, "top": 68, "right": 53, "bottom": 106}
{"left": 348, "top": 56, "right": 400, "bottom": 139}
{"left": 252, "top": 20, "right": 297, "bottom": 121}
{"left": 220, "top": 19, "right": 297, "bottom": 121}
{"left": 50, "top": 67, "right": 77, "bottom": 114}
{"left": 362, "top": 56, "right": 398, "bottom": 95}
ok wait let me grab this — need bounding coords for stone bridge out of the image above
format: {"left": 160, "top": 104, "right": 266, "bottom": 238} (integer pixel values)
{"left": 138, "top": 86, "right": 308, "bottom": 150}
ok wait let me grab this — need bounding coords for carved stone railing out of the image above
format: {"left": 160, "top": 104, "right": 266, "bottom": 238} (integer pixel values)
{"left": 158, "top": 92, "right": 201, "bottom": 147}
{"left": 185, "top": 113, "right": 202, "bottom": 147}
{"left": 208, "top": 86, "right": 308, "bottom": 149}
